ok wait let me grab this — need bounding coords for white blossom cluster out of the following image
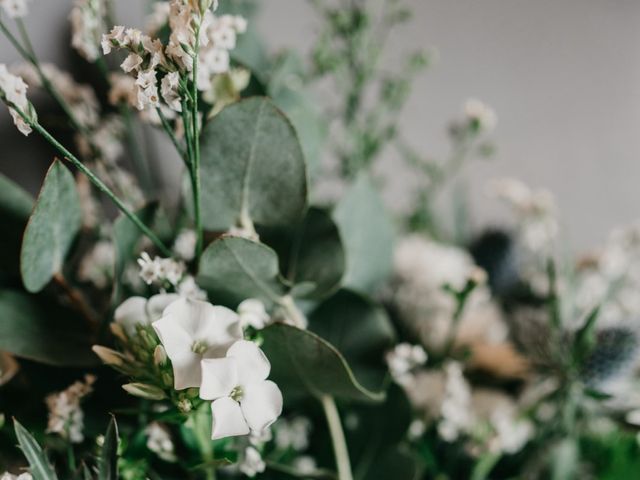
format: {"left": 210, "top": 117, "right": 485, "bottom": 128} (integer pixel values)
{"left": 45, "top": 375, "right": 96, "bottom": 443}
{"left": 274, "top": 416, "right": 312, "bottom": 451}
{"left": 0, "top": 0, "right": 29, "bottom": 18}
{"left": 101, "top": 0, "right": 247, "bottom": 115}
{"left": 69, "top": 0, "right": 105, "bottom": 62}
{"left": 173, "top": 229, "right": 197, "bottom": 261}
{"left": 392, "top": 235, "right": 507, "bottom": 353}
{"left": 77, "top": 240, "right": 115, "bottom": 288}
{"left": 0, "top": 473, "right": 32, "bottom": 480}
{"left": 145, "top": 422, "right": 177, "bottom": 462}
{"left": 386, "top": 343, "right": 427, "bottom": 386}
{"left": 0, "top": 64, "right": 32, "bottom": 136}
{"left": 137, "top": 252, "right": 187, "bottom": 287}
{"left": 438, "top": 362, "right": 473, "bottom": 442}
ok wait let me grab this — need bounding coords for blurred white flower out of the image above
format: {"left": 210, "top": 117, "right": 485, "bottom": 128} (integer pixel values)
{"left": 274, "top": 416, "right": 312, "bottom": 452}
{"left": 292, "top": 455, "right": 317, "bottom": 474}
{"left": 45, "top": 375, "right": 96, "bottom": 443}
{"left": 237, "top": 298, "right": 270, "bottom": 330}
{"left": 489, "top": 409, "right": 533, "bottom": 454}
{"left": 173, "top": 229, "right": 196, "bottom": 261}
{"left": 153, "top": 298, "right": 243, "bottom": 390}
{"left": 0, "top": 65, "right": 32, "bottom": 135}
{"left": 386, "top": 343, "right": 427, "bottom": 386}
{"left": 0, "top": 0, "right": 29, "bottom": 18}
{"left": 77, "top": 240, "right": 115, "bottom": 288}
{"left": 0, "top": 473, "right": 32, "bottom": 480}
{"left": 114, "top": 293, "right": 180, "bottom": 336}
{"left": 238, "top": 446, "right": 265, "bottom": 477}
{"left": 145, "top": 422, "right": 177, "bottom": 462}
{"left": 177, "top": 275, "right": 208, "bottom": 301}
{"left": 408, "top": 419, "right": 426, "bottom": 440}
{"left": 69, "top": 0, "right": 105, "bottom": 61}
{"left": 137, "top": 252, "right": 185, "bottom": 287}
{"left": 464, "top": 98, "right": 497, "bottom": 132}
{"left": 200, "top": 340, "right": 283, "bottom": 439}
{"left": 438, "top": 362, "right": 473, "bottom": 442}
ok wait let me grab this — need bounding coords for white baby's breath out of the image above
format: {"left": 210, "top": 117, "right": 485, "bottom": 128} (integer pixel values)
{"left": 0, "top": 64, "right": 32, "bottom": 135}
{"left": 386, "top": 343, "right": 427, "bottom": 386}
{"left": 45, "top": 375, "right": 96, "bottom": 443}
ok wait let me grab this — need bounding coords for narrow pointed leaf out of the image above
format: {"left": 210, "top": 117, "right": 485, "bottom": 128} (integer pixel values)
{"left": 14, "top": 419, "right": 59, "bottom": 480}
{"left": 98, "top": 416, "right": 119, "bottom": 480}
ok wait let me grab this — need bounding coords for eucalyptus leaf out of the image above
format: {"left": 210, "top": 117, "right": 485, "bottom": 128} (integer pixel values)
{"left": 98, "top": 416, "right": 119, "bottom": 480}
{"left": 20, "top": 160, "right": 82, "bottom": 293}
{"left": 261, "top": 207, "right": 345, "bottom": 300}
{"left": 333, "top": 173, "right": 395, "bottom": 293}
{"left": 0, "top": 289, "right": 96, "bottom": 366}
{"left": 308, "top": 290, "right": 395, "bottom": 395}
{"left": 14, "top": 419, "right": 59, "bottom": 480}
{"left": 199, "top": 97, "right": 307, "bottom": 231}
{"left": 198, "top": 236, "right": 286, "bottom": 307}
{"left": 261, "top": 323, "right": 385, "bottom": 403}
{"left": 0, "top": 172, "right": 33, "bottom": 278}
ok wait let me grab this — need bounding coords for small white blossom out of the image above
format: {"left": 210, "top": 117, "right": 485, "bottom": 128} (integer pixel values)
{"left": 237, "top": 298, "right": 270, "bottom": 330}
{"left": 238, "top": 446, "right": 266, "bottom": 477}
{"left": 464, "top": 98, "right": 497, "bottom": 132}
{"left": 135, "top": 69, "right": 160, "bottom": 110}
{"left": 137, "top": 252, "right": 185, "bottom": 287}
{"left": 0, "top": 0, "right": 29, "bottom": 18}
{"left": 177, "top": 275, "right": 208, "bottom": 300}
{"left": 489, "top": 409, "right": 533, "bottom": 454}
{"left": 200, "top": 340, "right": 283, "bottom": 439}
{"left": 161, "top": 71, "right": 182, "bottom": 112}
{"left": 274, "top": 416, "right": 312, "bottom": 452}
{"left": 0, "top": 473, "right": 33, "bottom": 480}
{"left": 386, "top": 343, "right": 427, "bottom": 386}
{"left": 145, "top": 422, "right": 177, "bottom": 462}
{"left": 69, "top": 0, "right": 105, "bottom": 62}
{"left": 77, "top": 240, "right": 115, "bottom": 288}
{"left": 0, "top": 65, "right": 32, "bottom": 136}
{"left": 173, "top": 229, "right": 196, "bottom": 261}
{"left": 153, "top": 298, "right": 243, "bottom": 390}
{"left": 45, "top": 375, "right": 96, "bottom": 443}
{"left": 438, "top": 362, "right": 473, "bottom": 442}
{"left": 408, "top": 419, "right": 426, "bottom": 440}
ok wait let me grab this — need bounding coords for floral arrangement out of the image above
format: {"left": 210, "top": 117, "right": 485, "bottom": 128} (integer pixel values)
{"left": 1, "top": 1, "right": 639, "bottom": 479}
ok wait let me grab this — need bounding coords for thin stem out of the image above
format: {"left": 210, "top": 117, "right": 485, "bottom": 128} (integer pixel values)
{"left": 67, "top": 442, "right": 77, "bottom": 472}
{"left": 191, "top": 22, "right": 204, "bottom": 260}
{"left": 156, "top": 106, "right": 188, "bottom": 161}
{"left": 120, "top": 103, "right": 153, "bottom": 193}
{"left": 320, "top": 395, "right": 353, "bottom": 480}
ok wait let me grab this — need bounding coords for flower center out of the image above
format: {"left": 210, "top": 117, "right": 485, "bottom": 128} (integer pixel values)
{"left": 230, "top": 385, "right": 244, "bottom": 402}
{"left": 191, "top": 340, "right": 208, "bottom": 354}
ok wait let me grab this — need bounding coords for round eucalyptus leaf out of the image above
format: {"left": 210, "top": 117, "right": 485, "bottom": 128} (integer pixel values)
{"left": 199, "top": 97, "right": 308, "bottom": 231}
{"left": 20, "top": 160, "right": 82, "bottom": 293}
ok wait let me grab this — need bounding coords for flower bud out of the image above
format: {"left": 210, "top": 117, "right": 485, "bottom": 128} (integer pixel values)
{"left": 177, "top": 398, "right": 192, "bottom": 413}
{"left": 92, "top": 345, "right": 125, "bottom": 367}
{"left": 110, "top": 322, "right": 127, "bottom": 342}
{"left": 122, "top": 382, "right": 166, "bottom": 400}
{"left": 153, "top": 345, "right": 167, "bottom": 366}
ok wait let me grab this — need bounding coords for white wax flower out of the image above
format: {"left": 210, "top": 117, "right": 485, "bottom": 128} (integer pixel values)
{"left": 386, "top": 343, "right": 428, "bottom": 386}
{"left": 237, "top": 298, "right": 270, "bottom": 330}
{"left": 274, "top": 416, "right": 312, "bottom": 451}
{"left": 200, "top": 340, "right": 283, "bottom": 439}
{"left": 238, "top": 446, "right": 266, "bottom": 477}
{"left": 115, "top": 293, "right": 180, "bottom": 336}
{"left": 153, "top": 298, "right": 243, "bottom": 390}
{"left": 0, "top": 0, "right": 29, "bottom": 18}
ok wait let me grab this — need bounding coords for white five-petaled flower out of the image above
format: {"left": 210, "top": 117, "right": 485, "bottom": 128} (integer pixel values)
{"left": 237, "top": 298, "right": 270, "bottom": 330}
{"left": 153, "top": 298, "right": 243, "bottom": 390}
{"left": 115, "top": 293, "right": 180, "bottom": 336}
{"left": 200, "top": 340, "right": 283, "bottom": 439}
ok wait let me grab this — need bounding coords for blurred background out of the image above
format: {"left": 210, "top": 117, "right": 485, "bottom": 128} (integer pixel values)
{"left": 2, "top": 0, "right": 639, "bottom": 252}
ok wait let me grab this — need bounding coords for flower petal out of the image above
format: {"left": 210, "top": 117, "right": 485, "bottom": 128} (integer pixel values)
{"left": 240, "top": 380, "right": 283, "bottom": 433}
{"left": 168, "top": 349, "right": 203, "bottom": 390}
{"left": 197, "top": 305, "right": 243, "bottom": 357}
{"left": 200, "top": 358, "right": 238, "bottom": 400}
{"left": 227, "top": 340, "right": 270, "bottom": 385}
{"left": 211, "top": 397, "right": 250, "bottom": 440}
{"left": 147, "top": 293, "right": 181, "bottom": 321}
{"left": 161, "top": 297, "right": 200, "bottom": 335}
{"left": 152, "top": 316, "right": 200, "bottom": 389}
{"left": 114, "top": 296, "right": 148, "bottom": 335}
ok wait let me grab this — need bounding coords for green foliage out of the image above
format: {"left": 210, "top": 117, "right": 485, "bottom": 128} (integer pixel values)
{"left": 13, "top": 419, "right": 59, "bottom": 480}
{"left": 98, "top": 416, "right": 119, "bottom": 480}
{"left": 20, "top": 160, "right": 82, "bottom": 293}
{"left": 0, "top": 172, "right": 33, "bottom": 279}
{"left": 199, "top": 97, "right": 307, "bottom": 231}
{"left": 333, "top": 173, "right": 395, "bottom": 293}
{"left": 0, "top": 289, "right": 95, "bottom": 366}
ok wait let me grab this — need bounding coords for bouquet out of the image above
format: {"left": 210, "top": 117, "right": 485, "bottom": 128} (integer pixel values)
{"left": 1, "top": 1, "right": 639, "bottom": 479}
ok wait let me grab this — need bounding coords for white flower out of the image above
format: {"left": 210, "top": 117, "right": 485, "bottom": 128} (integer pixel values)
{"left": 408, "top": 419, "right": 426, "bottom": 440}
{"left": 121, "top": 53, "right": 144, "bottom": 73}
{"left": 161, "top": 71, "right": 182, "bottom": 112}
{"left": 489, "top": 409, "right": 533, "bottom": 454}
{"left": 173, "top": 229, "right": 196, "bottom": 261}
{"left": 153, "top": 298, "right": 243, "bottom": 390}
{"left": 238, "top": 446, "right": 266, "bottom": 477}
{"left": 114, "top": 293, "right": 180, "bottom": 336}
{"left": 135, "top": 69, "right": 160, "bottom": 110}
{"left": 0, "top": 0, "right": 29, "bottom": 18}
{"left": 101, "top": 25, "right": 126, "bottom": 54}
{"left": 177, "top": 275, "right": 208, "bottom": 301}
{"left": 464, "top": 98, "right": 497, "bottom": 132}
{"left": 69, "top": 0, "right": 104, "bottom": 61}
{"left": 386, "top": 343, "right": 427, "bottom": 386}
{"left": 437, "top": 362, "right": 473, "bottom": 442}
{"left": 145, "top": 422, "right": 177, "bottom": 462}
{"left": 200, "top": 340, "right": 283, "bottom": 439}
{"left": 292, "top": 456, "right": 317, "bottom": 474}
{"left": 274, "top": 416, "right": 312, "bottom": 451}
{"left": 0, "top": 65, "right": 32, "bottom": 136}
{"left": 0, "top": 473, "right": 32, "bottom": 480}
{"left": 45, "top": 375, "right": 96, "bottom": 443}
{"left": 77, "top": 240, "right": 115, "bottom": 288}
{"left": 137, "top": 252, "right": 185, "bottom": 286}
{"left": 237, "top": 298, "right": 270, "bottom": 330}
{"left": 108, "top": 73, "right": 137, "bottom": 107}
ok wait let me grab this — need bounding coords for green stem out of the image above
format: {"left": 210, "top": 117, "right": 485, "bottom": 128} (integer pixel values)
{"left": 156, "top": 106, "right": 187, "bottom": 161}
{"left": 191, "top": 22, "right": 204, "bottom": 260}
{"left": 320, "top": 395, "right": 353, "bottom": 480}
{"left": 9, "top": 101, "right": 171, "bottom": 255}
{"left": 67, "top": 442, "right": 77, "bottom": 472}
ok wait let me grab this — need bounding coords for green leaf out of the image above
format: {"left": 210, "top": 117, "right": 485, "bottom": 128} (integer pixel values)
{"left": 20, "top": 161, "right": 82, "bottom": 293}
{"left": 333, "top": 173, "right": 395, "bottom": 293}
{"left": 308, "top": 290, "right": 395, "bottom": 398}
{"left": 573, "top": 305, "right": 600, "bottom": 364}
{"left": 0, "top": 172, "right": 33, "bottom": 279}
{"left": 0, "top": 289, "right": 96, "bottom": 366}
{"left": 98, "top": 416, "right": 119, "bottom": 480}
{"left": 262, "top": 207, "right": 345, "bottom": 300}
{"left": 261, "top": 323, "right": 385, "bottom": 403}
{"left": 14, "top": 419, "right": 59, "bottom": 480}
{"left": 198, "top": 236, "right": 286, "bottom": 307}
{"left": 199, "top": 97, "right": 307, "bottom": 231}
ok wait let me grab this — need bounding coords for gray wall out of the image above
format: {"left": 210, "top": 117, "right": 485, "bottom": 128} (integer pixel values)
{"left": 2, "top": 0, "right": 639, "bottom": 252}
